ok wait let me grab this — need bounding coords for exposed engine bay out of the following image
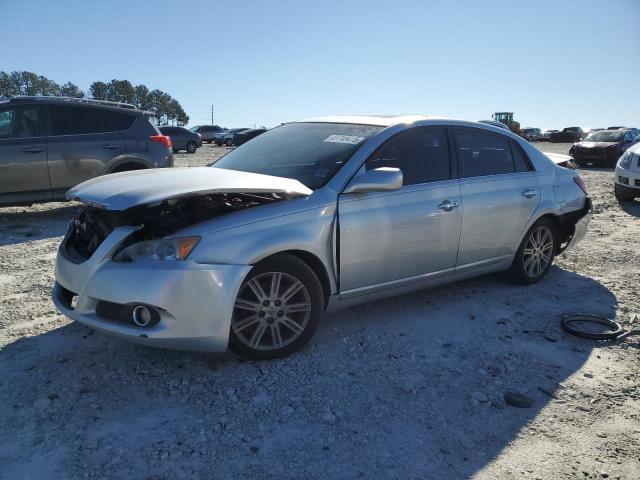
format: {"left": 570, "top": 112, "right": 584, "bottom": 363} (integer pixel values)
{"left": 62, "top": 192, "right": 286, "bottom": 262}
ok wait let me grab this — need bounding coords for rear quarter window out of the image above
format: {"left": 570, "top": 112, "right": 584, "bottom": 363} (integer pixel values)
{"left": 50, "top": 106, "right": 135, "bottom": 135}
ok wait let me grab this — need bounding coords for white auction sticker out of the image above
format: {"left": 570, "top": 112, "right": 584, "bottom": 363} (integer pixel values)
{"left": 323, "top": 135, "right": 365, "bottom": 145}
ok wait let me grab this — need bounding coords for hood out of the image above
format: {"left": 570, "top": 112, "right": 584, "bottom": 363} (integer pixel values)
{"left": 66, "top": 167, "right": 313, "bottom": 211}
{"left": 575, "top": 141, "right": 621, "bottom": 149}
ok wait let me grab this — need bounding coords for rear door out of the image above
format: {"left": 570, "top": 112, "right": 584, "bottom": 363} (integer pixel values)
{"left": 453, "top": 127, "right": 539, "bottom": 269}
{"left": 0, "top": 104, "right": 51, "bottom": 205}
{"left": 46, "top": 105, "right": 134, "bottom": 196}
{"left": 338, "top": 126, "right": 462, "bottom": 297}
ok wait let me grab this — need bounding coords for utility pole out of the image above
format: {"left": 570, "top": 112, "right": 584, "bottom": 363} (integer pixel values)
{"left": 211, "top": 105, "right": 214, "bottom": 126}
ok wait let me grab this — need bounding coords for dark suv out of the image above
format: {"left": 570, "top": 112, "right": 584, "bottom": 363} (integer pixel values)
{"left": 0, "top": 96, "right": 173, "bottom": 207}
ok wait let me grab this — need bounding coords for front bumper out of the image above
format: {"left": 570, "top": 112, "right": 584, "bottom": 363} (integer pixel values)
{"left": 614, "top": 166, "right": 640, "bottom": 195}
{"left": 52, "top": 227, "right": 251, "bottom": 352}
{"left": 574, "top": 148, "right": 621, "bottom": 165}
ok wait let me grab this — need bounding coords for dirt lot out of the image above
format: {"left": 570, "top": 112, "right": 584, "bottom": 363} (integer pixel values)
{"left": 1, "top": 143, "right": 639, "bottom": 479}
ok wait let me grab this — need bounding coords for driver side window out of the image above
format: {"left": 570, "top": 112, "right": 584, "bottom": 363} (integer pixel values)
{"left": 365, "top": 127, "right": 452, "bottom": 186}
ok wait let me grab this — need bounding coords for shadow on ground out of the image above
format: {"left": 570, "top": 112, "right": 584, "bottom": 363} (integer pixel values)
{"left": 0, "top": 267, "right": 616, "bottom": 478}
{"left": 0, "top": 204, "right": 75, "bottom": 246}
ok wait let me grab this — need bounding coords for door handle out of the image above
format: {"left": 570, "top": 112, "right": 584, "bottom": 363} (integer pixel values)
{"left": 437, "top": 200, "right": 459, "bottom": 211}
{"left": 521, "top": 189, "right": 537, "bottom": 199}
{"left": 22, "top": 146, "right": 44, "bottom": 153}
{"left": 102, "top": 144, "right": 120, "bottom": 150}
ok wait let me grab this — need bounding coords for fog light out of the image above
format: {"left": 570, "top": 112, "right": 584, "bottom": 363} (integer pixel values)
{"left": 132, "top": 305, "right": 158, "bottom": 327}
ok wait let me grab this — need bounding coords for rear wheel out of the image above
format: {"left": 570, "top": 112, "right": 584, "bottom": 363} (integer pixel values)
{"left": 229, "top": 254, "right": 324, "bottom": 360}
{"left": 509, "top": 218, "right": 557, "bottom": 284}
{"left": 111, "top": 163, "right": 147, "bottom": 173}
{"left": 186, "top": 141, "right": 197, "bottom": 153}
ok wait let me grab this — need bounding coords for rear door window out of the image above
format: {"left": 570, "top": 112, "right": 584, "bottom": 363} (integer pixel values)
{"left": 50, "top": 105, "right": 135, "bottom": 136}
{"left": 365, "top": 127, "right": 452, "bottom": 185}
{"left": 454, "top": 128, "right": 517, "bottom": 177}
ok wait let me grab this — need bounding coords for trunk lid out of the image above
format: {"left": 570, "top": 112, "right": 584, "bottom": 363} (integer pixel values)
{"left": 66, "top": 167, "right": 312, "bottom": 210}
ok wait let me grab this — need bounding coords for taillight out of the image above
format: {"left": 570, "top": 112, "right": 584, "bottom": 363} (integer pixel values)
{"left": 573, "top": 175, "right": 587, "bottom": 195}
{"left": 150, "top": 134, "right": 172, "bottom": 148}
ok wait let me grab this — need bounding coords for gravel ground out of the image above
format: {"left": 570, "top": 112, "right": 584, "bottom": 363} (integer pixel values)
{"left": 0, "top": 142, "right": 639, "bottom": 479}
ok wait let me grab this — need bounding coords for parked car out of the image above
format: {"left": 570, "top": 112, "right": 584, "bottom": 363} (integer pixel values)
{"left": 540, "top": 129, "right": 558, "bottom": 141}
{"left": 614, "top": 142, "right": 640, "bottom": 202}
{"left": 52, "top": 114, "right": 591, "bottom": 359}
{"left": 221, "top": 128, "right": 251, "bottom": 146}
{"left": 189, "top": 125, "right": 224, "bottom": 143}
{"left": 233, "top": 128, "right": 267, "bottom": 146}
{"left": 159, "top": 126, "right": 202, "bottom": 154}
{"left": 215, "top": 128, "right": 248, "bottom": 146}
{"left": 570, "top": 129, "right": 638, "bottom": 167}
{"left": 478, "top": 120, "right": 510, "bottom": 130}
{"left": 522, "top": 128, "right": 543, "bottom": 141}
{"left": 550, "top": 127, "right": 583, "bottom": 143}
{"left": 581, "top": 128, "right": 604, "bottom": 139}
{"left": 0, "top": 96, "right": 173, "bottom": 207}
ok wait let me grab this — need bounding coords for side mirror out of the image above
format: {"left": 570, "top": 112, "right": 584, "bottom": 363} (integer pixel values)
{"left": 343, "top": 167, "right": 403, "bottom": 194}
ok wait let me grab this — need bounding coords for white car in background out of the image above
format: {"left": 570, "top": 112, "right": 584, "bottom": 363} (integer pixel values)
{"left": 615, "top": 142, "right": 640, "bottom": 202}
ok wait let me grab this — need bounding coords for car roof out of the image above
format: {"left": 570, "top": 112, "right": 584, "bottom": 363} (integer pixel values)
{"left": 0, "top": 96, "right": 147, "bottom": 114}
{"left": 298, "top": 114, "right": 445, "bottom": 127}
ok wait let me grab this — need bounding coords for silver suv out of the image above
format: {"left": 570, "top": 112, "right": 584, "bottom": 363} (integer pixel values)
{"left": 0, "top": 96, "right": 174, "bottom": 207}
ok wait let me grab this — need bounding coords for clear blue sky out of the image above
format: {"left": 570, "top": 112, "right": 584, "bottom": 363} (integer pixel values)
{"left": 2, "top": 0, "right": 639, "bottom": 129}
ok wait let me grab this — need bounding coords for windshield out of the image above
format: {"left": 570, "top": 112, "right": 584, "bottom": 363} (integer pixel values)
{"left": 584, "top": 131, "right": 624, "bottom": 142}
{"left": 211, "top": 122, "right": 383, "bottom": 189}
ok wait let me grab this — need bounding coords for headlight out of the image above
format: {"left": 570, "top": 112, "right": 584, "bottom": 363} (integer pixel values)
{"left": 114, "top": 236, "right": 200, "bottom": 262}
{"left": 618, "top": 150, "right": 634, "bottom": 169}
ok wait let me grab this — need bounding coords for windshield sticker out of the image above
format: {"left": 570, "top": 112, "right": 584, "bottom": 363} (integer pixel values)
{"left": 324, "top": 135, "right": 365, "bottom": 145}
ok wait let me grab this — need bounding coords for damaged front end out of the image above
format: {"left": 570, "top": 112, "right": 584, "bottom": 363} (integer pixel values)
{"left": 60, "top": 166, "right": 313, "bottom": 262}
{"left": 62, "top": 192, "right": 289, "bottom": 263}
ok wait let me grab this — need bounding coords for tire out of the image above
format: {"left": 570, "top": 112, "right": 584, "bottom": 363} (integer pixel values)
{"left": 228, "top": 254, "right": 324, "bottom": 360}
{"left": 508, "top": 218, "right": 557, "bottom": 284}
{"left": 173, "top": 149, "right": 179, "bottom": 154}
{"left": 225, "top": 139, "right": 233, "bottom": 147}
{"left": 111, "top": 163, "right": 147, "bottom": 173}
{"left": 186, "top": 141, "right": 197, "bottom": 153}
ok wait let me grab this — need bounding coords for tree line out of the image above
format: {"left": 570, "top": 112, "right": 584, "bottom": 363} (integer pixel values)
{"left": 0, "top": 71, "right": 189, "bottom": 126}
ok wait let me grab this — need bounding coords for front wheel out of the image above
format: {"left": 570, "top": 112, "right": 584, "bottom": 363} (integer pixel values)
{"left": 229, "top": 254, "right": 324, "bottom": 360}
{"left": 508, "top": 218, "right": 557, "bottom": 284}
{"left": 186, "top": 141, "right": 197, "bottom": 153}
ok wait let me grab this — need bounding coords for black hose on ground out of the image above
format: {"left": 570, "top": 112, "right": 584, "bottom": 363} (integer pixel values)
{"left": 561, "top": 314, "right": 640, "bottom": 341}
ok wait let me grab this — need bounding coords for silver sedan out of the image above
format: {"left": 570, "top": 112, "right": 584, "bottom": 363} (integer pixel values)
{"left": 52, "top": 115, "right": 592, "bottom": 359}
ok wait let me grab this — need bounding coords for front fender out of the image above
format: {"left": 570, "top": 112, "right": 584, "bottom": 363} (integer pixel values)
{"left": 189, "top": 205, "right": 338, "bottom": 293}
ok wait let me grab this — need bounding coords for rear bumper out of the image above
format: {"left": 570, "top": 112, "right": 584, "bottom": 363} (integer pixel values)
{"left": 560, "top": 197, "right": 592, "bottom": 252}
{"left": 52, "top": 228, "right": 251, "bottom": 352}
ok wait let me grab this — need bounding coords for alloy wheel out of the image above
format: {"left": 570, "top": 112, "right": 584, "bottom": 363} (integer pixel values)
{"left": 232, "top": 272, "right": 312, "bottom": 351}
{"left": 523, "top": 226, "right": 554, "bottom": 278}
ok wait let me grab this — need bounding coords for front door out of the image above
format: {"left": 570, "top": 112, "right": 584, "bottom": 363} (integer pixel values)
{"left": 453, "top": 127, "right": 540, "bottom": 268}
{"left": 0, "top": 104, "right": 51, "bottom": 205}
{"left": 338, "top": 126, "right": 462, "bottom": 298}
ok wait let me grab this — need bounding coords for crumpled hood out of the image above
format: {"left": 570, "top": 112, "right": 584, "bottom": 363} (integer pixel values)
{"left": 66, "top": 167, "right": 313, "bottom": 210}
{"left": 575, "top": 141, "right": 621, "bottom": 149}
